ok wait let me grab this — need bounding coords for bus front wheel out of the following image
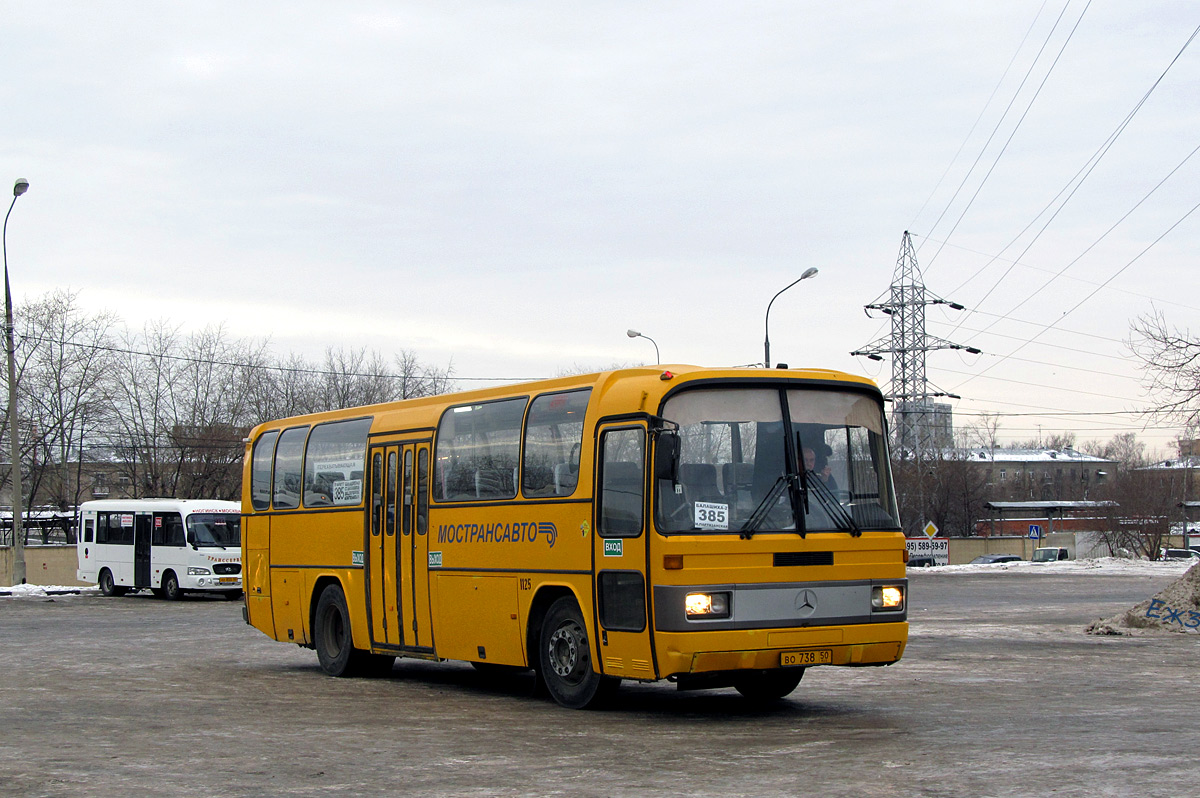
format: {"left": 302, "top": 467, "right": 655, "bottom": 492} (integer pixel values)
{"left": 161, "top": 572, "right": 184, "bottom": 601}
{"left": 538, "top": 596, "right": 619, "bottom": 709}
{"left": 313, "top": 584, "right": 394, "bottom": 678}
{"left": 734, "top": 668, "right": 804, "bottom": 701}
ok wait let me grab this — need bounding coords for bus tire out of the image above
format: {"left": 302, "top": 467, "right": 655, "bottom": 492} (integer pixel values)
{"left": 314, "top": 583, "right": 365, "bottom": 677}
{"left": 538, "top": 596, "right": 619, "bottom": 709}
{"left": 162, "top": 571, "right": 184, "bottom": 601}
{"left": 98, "top": 569, "right": 127, "bottom": 597}
{"left": 734, "top": 668, "right": 804, "bottom": 701}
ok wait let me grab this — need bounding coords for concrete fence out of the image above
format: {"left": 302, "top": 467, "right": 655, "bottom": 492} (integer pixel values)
{"left": 1, "top": 546, "right": 90, "bottom": 587}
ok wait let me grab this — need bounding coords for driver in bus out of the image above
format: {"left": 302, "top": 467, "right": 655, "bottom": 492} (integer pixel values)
{"left": 803, "top": 447, "right": 838, "bottom": 493}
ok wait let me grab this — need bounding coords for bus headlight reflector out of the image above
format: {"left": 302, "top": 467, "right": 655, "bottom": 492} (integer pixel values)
{"left": 872, "top": 585, "right": 904, "bottom": 611}
{"left": 188, "top": 567, "right": 212, "bottom": 576}
{"left": 685, "top": 592, "right": 730, "bottom": 619}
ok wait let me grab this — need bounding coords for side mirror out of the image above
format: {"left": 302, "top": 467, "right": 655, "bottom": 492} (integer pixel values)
{"left": 654, "top": 431, "right": 680, "bottom": 483}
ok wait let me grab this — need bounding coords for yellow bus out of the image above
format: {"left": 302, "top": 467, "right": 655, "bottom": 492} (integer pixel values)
{"left": 241, "top": 365, "right": 907, "bottom": 708}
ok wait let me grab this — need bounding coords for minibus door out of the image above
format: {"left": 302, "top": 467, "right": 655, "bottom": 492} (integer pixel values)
{"left": 367, "top": 446, "right": 401, "bottom": 646}
{"left": 134, "top": 513, "right": 152, "bottom": 588}
{"left": 593, "top": 422, "right": 656, "bottom": 680}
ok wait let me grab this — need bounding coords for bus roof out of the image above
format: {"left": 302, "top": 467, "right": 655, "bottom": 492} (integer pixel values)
{"left": 246, "top": 365, "right": 883, "bottom": 439}
{"left": 78, "top": 499, "right": 241, "bottom": 513}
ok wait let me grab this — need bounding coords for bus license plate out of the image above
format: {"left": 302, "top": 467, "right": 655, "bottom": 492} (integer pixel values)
{"left": 781, "top": 649, "right": 832, "bottom": 667}
{"left": 218, "top": 577, "right": 238, "bottom": 584}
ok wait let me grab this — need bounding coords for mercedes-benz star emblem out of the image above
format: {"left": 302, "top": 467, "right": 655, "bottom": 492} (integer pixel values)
{"left": 795, "top": 589, "right": 818, "bottom": 617}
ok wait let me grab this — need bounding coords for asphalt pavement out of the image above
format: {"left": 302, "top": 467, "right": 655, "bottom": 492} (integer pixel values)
{"left": 0, "top": 568, "right": 1195, "bottom": 797}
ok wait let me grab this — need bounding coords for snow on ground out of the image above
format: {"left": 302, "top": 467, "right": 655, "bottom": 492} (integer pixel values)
{"left": 911, "top": 557, "right": 1196, "bottom": 576}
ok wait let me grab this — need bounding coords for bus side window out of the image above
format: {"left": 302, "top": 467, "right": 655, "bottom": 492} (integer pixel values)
{"left": 84, "top": 519, "right": 94, "bottom": 543}
{"left": 273, "top": 427, "right": 308, "bottom": 510}
{"left": 95, "top": 513, "right": 109, "bottom": 544}
{"left": 251, "top": 430, "right": 279, "bottom": 511}
{"left": 164, "top": 514, "right": 185, "bottom": 547}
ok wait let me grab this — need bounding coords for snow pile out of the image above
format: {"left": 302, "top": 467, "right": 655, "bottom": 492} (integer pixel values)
{"left": 0, "top": 584, "right": 97, "bottom": 597}
{"left": 1086, "top": 562, "right": 1200, "bottom": 636}
{"left": 914, "top": 557, "right": 1195, "bottom": 576}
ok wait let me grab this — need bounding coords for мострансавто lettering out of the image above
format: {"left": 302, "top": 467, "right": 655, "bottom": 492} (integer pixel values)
{"left": 437, "top": 521, "right": 558, "bottom": 548}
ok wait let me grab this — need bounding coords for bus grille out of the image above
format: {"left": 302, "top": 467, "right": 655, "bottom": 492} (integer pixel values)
{"left": 773, "top": 552, "right": 833, "bottom": 567}
{"left": 213, "top": 563, "right": 242, "bottom": 575}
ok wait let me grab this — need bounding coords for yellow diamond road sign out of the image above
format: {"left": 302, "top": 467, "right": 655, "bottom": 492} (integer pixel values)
{"left": 923, "top": 521, "right": 938, "bottom": 539}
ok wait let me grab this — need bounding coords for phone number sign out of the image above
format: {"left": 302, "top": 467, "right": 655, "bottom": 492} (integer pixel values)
{"left": 906, "top": 537, "right": 949, "bottom": 565}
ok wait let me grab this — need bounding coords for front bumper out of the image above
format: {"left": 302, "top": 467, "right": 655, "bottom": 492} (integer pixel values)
{"left": 656, "top": 621, "right": 908, "bottom": 677}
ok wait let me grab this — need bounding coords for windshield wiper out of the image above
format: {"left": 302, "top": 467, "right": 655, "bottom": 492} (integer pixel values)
{"left": 805, "top": 473, "right": 862, "bottom": 537}
{"left": 739, "top": 472, "right": 806, "bottom": 540}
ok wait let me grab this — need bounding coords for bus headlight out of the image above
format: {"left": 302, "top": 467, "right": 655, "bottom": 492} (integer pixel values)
{"left": 871, "top": 585, "right": 905, "bottom": 612}
{"left": 685, "top": 592, "right": 730, "bottom": 619}
{"left": 188, "top": 567, "right": 212, "bottom": 576}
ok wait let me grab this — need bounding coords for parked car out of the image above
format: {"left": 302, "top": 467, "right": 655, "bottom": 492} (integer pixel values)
{"left": 1032, "top": 547, "right": 1070, "bottom": 563}
{"left": 970, "top": 553, "right": 1023, "bottom": 565}
{"left": 908, "top": 556, "right": 938, "bottom": 568}
{"left": 1160, "top": 548, "right": 1200, "bottom": 561}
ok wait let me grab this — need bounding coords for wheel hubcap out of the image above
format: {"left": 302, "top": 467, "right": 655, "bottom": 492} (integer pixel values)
{"left": 548, "top": 622, "right": 585, "bottom": 682}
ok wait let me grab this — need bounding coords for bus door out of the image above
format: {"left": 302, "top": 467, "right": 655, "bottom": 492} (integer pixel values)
{"left": 401, "top": 442, "right": 435, "bottom": 650}
{"left": 367, "top": 445, "right": 401, "bottom": 647}
{"left": 593, "top": 422, "right": 656, "bottom": 680}
{"left": 134, "top": 513, "right": 152, "bottom": 588}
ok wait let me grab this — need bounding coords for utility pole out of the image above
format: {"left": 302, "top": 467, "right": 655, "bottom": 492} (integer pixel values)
{"left": 851, "top": 231, "right": 980, "bottom": 458}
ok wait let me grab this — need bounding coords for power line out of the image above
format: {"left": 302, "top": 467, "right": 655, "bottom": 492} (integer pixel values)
{"left": 942, "top": 20, "right": 1200, "bottom": 327}
{"left": 928, "top": 319, "right": 1128, "bottom": 362}
{"left": 908, "top": 0, "right": 1052, "bottom": 235}
{"left": 949, "top": 197, "right": 1200, "bottom": 394}
{"left": 933, "top": 365, "right": 1143, "bottom": 403}
{"left": 954, "top": 138, "right": 1200, "bottom": 344}
{"left": 917, "top": 232, "right": 1200, "bottom": 315}
{"left": 922, "top": 0, "right": 1091, "bottom": 274}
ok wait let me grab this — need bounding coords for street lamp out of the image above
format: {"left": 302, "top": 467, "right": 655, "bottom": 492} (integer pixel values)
{"left": 626, "top": 329, "right": 660, "bottom": 364}
{"left": 4, "top": 178, "right": 28, "bottom": 585}
{"left": 763, "top": 267, "right": 818, "bottom": 368}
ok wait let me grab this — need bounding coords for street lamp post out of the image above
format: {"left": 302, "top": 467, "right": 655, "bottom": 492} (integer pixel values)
{"left": 4, "top": 178, "right": 28, "bottom": 585}
{"left": 626, "top": 329, "right": 660, "bottom": 364}
{"left": 763, "top": 267, "right": 818, "bottom": 368}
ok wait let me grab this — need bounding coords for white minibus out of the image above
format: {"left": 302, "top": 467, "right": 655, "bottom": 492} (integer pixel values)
{"left": 77, "top": 499, "right": 242, "bottom": 600}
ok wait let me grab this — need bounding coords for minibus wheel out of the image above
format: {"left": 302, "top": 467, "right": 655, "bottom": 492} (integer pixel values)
{"left": 539, "top": 596, "right": 619, "bottom": 709}
{"left": 161, "top": 572, "right": 184, "bottom": 601}
{"left": 98, "top": 569, "right": 127, "bottom": 597}
{"left": 734, "top": 668, "right": 804, "bottom": 701}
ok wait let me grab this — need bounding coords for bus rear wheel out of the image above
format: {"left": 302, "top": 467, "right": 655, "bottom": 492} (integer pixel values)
{"left": 538, "top": 596, "right": 619, "bottom": 709}
{"left": 161, "top": 572, "right": 184, "bottom": 601}
{"left": 98, "top": 569, "right": 127, "bottom": 597}
{"left": 734, "top": 668, "right": 804, "bottom": 701}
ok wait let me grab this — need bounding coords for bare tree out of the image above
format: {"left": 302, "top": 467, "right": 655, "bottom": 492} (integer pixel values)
{"left": 957, "top": 412, "right": 1002, "bottom": 454}
{"left": 891, "top": 448, "right": 990, "bottom": 538}
{"left": 16, "top": 291, "right": 118, "bottom": 511}
{"left": 1131, "top": 310, "right": 1200, "bottom": 428}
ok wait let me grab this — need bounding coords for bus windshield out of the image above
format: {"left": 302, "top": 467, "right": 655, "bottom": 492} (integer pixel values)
{"left": 186, "top": 514, "right": 242, "bottom": 548}
{"left": 655, "top": 387, "right": 900, "bottom": 534}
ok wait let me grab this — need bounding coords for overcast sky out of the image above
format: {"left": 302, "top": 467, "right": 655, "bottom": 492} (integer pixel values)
{"left": 5, "top": 2, "right": 1199, "bottom": 452}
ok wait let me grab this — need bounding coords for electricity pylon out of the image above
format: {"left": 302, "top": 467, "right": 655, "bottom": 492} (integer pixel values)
{"left": 851, "top": 231, "right": 980, "bottom": 458}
